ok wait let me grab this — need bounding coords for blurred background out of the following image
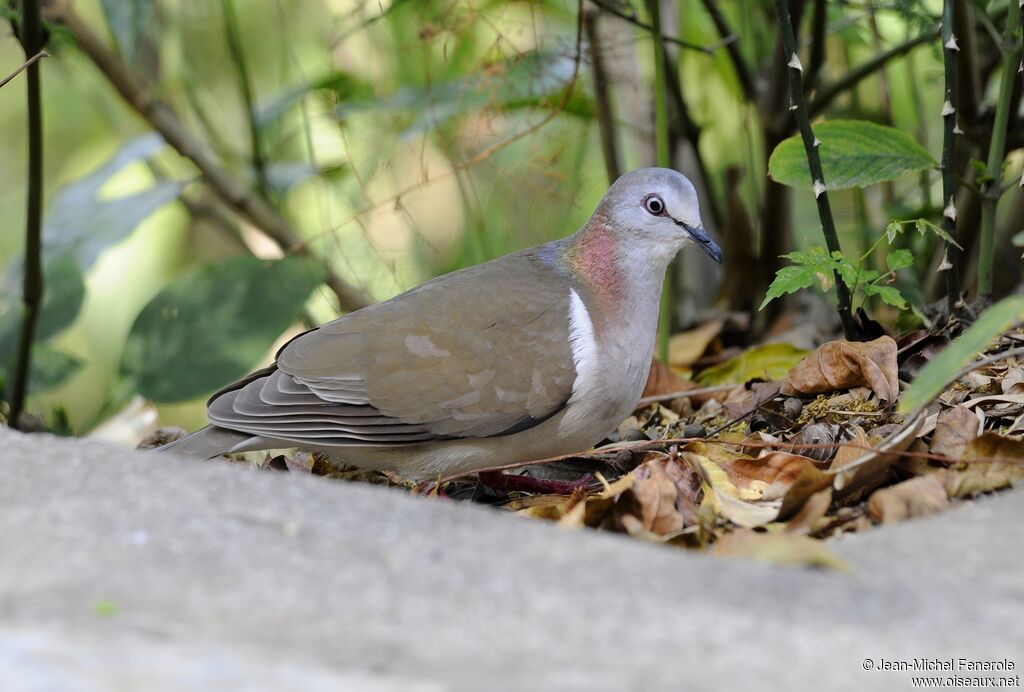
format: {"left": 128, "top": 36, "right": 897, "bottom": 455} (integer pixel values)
{"left": 1, "top": 0, "right": 1021, "bottom": 437}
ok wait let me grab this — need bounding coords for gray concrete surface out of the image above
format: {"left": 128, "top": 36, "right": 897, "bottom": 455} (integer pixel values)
{"left": 0, "top": 428, "right": 1021, "bottom": 691}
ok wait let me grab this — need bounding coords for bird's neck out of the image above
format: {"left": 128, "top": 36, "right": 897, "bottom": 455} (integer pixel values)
{"left": 562, "top": 218, "right": 675, "bottom": 329}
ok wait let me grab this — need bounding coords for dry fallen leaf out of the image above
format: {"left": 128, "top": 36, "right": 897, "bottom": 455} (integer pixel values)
{"left": 867, "top": 474, "right": 950, "bottom": 524}
{"left": 783, "top": 487, "right": 833, "bottom": 535}
{"left": 780, "top": 336, "right": 899, "bottom": 402}
{"left": 641, "top": 358, "right": 696, "bottom": 400}
{"left": 711, "top": 530, "right": 849, "bottom": 570}
{"left": 669, "top": 319, "right": 723, "bottom": 368}
{"left": 929, "top": 405, "right": 981, "bottom": 459}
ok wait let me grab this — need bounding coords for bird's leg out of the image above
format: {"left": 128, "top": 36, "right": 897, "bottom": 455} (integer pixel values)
{"left": 477, "top": 470, "right": 594, "bottom": 495}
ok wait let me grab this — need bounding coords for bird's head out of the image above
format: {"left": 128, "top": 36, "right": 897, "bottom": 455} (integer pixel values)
{"left": 597, "top": 167, "right": 723, "bottom": 264}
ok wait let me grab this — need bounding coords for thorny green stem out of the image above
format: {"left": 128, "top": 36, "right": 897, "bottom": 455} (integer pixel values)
{"left": 940, "top": 0, "right": 962, "bottom": 314}
{"left": 977, "top": 2, "right": 1022, "bottom": 297}
{"left": 774, "top": 0, "right": 860, "bottom": 341}
{"left": 8, "top": 0, "right": 45, "bottom": 428}
{"left": 220, "top": 0, "right": 271, "bottom": 200}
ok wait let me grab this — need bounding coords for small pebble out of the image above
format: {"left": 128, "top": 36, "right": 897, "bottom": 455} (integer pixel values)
{"left": 783, "top": 397, "right": 804, "bottom": 419}
{"left": 620, "top": 427, "right": 650, "bottom": 442}
{"left": 681, "top": 423, "right": 707, "bottom": 438}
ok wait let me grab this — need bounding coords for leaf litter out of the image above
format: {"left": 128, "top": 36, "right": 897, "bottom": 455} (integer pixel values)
{"left": 148, "top": 321, "right": 1024, "bottom": 570}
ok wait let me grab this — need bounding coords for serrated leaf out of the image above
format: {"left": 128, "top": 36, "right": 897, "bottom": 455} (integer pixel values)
{"left": 768, "top": 120, "right": 936, "bottom": 190}
{"left": 759, "top": 264, "right": 825, "bottom": 310}
{"left": 120, "top": 256, "right": 324, "bottom": 403}
{"left": 886, "top": 249, "right": 914, "bottom": 272}
{"left": 862, "top": 284, "right": 907, "bottom": 309}
{"left": 900, "top": 295, "right": 1024, "bottom": 413}
{"left": 913, "top": 218, "right": 964, "bottom": 250}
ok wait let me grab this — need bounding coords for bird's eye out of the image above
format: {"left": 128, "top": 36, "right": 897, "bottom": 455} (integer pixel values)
{"left": 644, "top": 195, "right": 665, "bottom": 216}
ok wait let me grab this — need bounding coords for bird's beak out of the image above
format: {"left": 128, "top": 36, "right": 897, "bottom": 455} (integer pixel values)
{"left": 681, "top": 222, "right": 724, "bottom": 264}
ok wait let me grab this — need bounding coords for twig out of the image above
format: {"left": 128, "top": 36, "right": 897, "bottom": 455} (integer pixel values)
{"left": 9, "top": 0, "right": 45, "bottom": 429}
{"left": 588, "top": 0, "right": 716, "bottom": 54}
{"left": 977, "top": 4, "right": 1021, "bottom": 297}
{"left": 646, "top": 0, "right": 672, "bottom": 364}
{"left": 636, "top": 383, "right": 736, "bottom": 407}
{"left": 220, "top": 0, "right": 271, "bottom": 200}
{"left": 49, "top": 6, "right": 371, "bottom": 313}
{"left": 804, "top": 0, "right": 827, "bottom": 94}
{"left": 940, "top": 0, "right": 962, "bottom": 315}
{"left": 583, "top": 10, "right": 621, "bottom": 183}
{"left": 774, "top": 0, "right": 860, "bottom": 341}
{"left": 698, "top": 0, "right": 757, "bottom": 100}
{"left": 803, "top": 30, "right": 936, "bottom": 122}
{"left": 0, "top": 49, "right": 47, "bottom": 90}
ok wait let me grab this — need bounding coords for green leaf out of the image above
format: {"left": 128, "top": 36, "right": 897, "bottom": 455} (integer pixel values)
{"left": 100, "top": 0, "right": 156, "bottom": 64}
{"left": 0, "top": 254, "right": 87, "bottom": 359}
{"left": 899, "top": 295, "right": 1024, "bottom": 413}
{"left": 27, "top": 346, "right": 83, "bottom": 394}
{"left": 44, "top": 134, "right": 184, "bottom": 270}
{"left": 862, "top": 284, "right": 907, "bottom": 309}
{"left": 120, "top": 256, "right": 324, "bottom": 403}
{"left": 759, "top": 265, "right": 826, "bottom": 310}
{"left": 758, "top": 247, "right": 837, "bottom": 310}
{"left": 886, "top": 249, "right": 914, "bottom": 272}
{"left": 256, "top": 71, "right": 373, "bottom": 128}
{"left": 696, "top": 343, "right": 810, "bottom": 385}
{"left": 768, "top": 120, "right": 936, "bottom": 191}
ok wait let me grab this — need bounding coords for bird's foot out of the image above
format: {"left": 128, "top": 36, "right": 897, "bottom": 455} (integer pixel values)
{"left": 477, "top": 470, "right": 594, "bottom": 495}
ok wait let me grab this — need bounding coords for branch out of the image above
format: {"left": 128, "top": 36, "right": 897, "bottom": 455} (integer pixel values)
{"left": 804, "top": 0, "right": 827, "bottom": 93}
{"left": 940, "top": 0, "right": 962, "bottom": 314}
{"left": 0, "top": 49, "right": 47, "bottom": 90}
{"left": 774, "top": 0, "right": 861, "bottom": 340}
{"left": 48, "top": 6, "right": 371, "bottom": 313}
{"left": 583, "top": 10, "right": 621, "bottom": 183}
{"left": 698, "top": 0, "right": 757, "bottom": 100}
{"left": 9, "top": 0, "right": 45, "bottom": 428}
{"left": 220, "top": 0, "right": 271, "bottom": 200}
{"left": 588, "top": 0, "right": 717, "bottom": 54}
{"left": 804, "top": 30, "right": 937, "bottom": 120}
{"left": 977, "top": 2, "right": 1021, "bottom": 297}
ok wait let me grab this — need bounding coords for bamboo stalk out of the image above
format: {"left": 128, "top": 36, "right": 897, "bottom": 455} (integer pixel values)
{"left": 9, "top": 0, "right": 45, "bottom": 428}
{"left": 977, "top": 4, "right": 1021, "bottom": 297}
{"left": 774, "top": 0, "right": 860, "bottom": 340}
{"left": 940, "top": 0, "right": 962, "bottom": 313}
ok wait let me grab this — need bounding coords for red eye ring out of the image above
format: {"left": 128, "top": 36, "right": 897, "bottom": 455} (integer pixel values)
{"left": 643, "top": 195, "right": 666, "bottom": 216}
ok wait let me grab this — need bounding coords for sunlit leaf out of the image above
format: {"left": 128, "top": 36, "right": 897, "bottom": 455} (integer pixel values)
{"left": 697, "top": 343, "right": 809, "bottom": 385}
{"left": 900, "top": 295, "right": 1024, "bottom": 413}
{"left": 768, "top": 120, "right": 936, "bottom": 190}
{"left": 120, "top": 255, "right": 324, "bottom": 403}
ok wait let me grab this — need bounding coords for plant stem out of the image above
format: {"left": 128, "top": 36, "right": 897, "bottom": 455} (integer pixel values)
{"left": 220, "top": 0, "right": 271, "bottom": 200}
{"left": 977, "top": 3, "right": 1021, "bottom": 297}
{"left": 583, "top": 10, "right": 621, "bottom": 184}
{"left": 940, "top": 0, "right": 962, "bottom": 314}
{"left": 646, "top": 0, "right": 673, "bottom": 362}
{"left": 589, "top": 0, "right": 715, "bottom": 53}
{"left": 9, "top": 0, "right": 45, "bottom": 428}
{"left": 0, "top": 49, "right": 47, "bottom": 90}
{"left": 773, "top": 0, "right": 860, "bottom": 341}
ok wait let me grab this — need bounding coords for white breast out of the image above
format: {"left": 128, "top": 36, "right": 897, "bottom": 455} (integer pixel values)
{"left": 560, "top": 289, "right": 603, "bottom": 435}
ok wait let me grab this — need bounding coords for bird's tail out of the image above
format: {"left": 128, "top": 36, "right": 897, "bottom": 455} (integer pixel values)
{"left": 157, "top": 425, "right": 255, "bottom": 459}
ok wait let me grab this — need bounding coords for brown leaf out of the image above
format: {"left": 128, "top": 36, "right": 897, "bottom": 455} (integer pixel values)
{"left": 668, "top": 319, "right": 723, "bottom": 368}
{"left": 641, "top": 358, "right": 697, "bottom": 400}
{"left": 780, "top": 336, "right": 899, "bottom": 402}
{"left": 929, "top": 405, "right": 980, "bottom": 459}
{"left": 723, "top": 381, "right": 783, "bottom": 420}
{"left": 867, "top": 474, "right": 950, "bottom": 524}
{"left": 711, "top": 530, "right": 849, "bottom": 570}
{"left": 784, "top": 487, "right": 833, "bottom": 535}
{"left": 611, "top": 461, "right": 686, "bottom": 536}
{"left": 963, "top": 432, "right": 1024, "bottom": 463}
{"left": 829, "top": 411, "right": 925, "bottom": 499}
{"left": 788, "top": 422, "right": 840, "bottom": 464}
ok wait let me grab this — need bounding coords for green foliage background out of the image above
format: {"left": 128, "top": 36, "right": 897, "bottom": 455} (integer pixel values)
{"left": 1, "top": 0, "right": 1021, "bottom": 434}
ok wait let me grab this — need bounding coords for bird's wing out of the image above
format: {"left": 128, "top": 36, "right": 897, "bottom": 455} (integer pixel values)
{"left": 207, "top": 249, "right": 579, "bottom": 445}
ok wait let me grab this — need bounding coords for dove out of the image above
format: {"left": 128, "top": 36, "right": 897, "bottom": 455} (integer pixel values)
{"left": 162, "top": 168, "right": 722, "bottom": 479}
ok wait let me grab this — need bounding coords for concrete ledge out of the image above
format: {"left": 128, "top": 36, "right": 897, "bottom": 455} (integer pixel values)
{"left": 1, "top": 429, "right": 1021, "bottom": 691}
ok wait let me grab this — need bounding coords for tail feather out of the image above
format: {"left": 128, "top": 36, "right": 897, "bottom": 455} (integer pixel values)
{"left": 157, "top": 425, "right": 258, "bottom": 458}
